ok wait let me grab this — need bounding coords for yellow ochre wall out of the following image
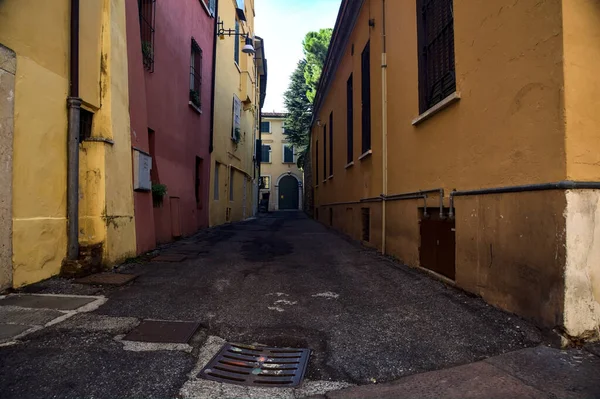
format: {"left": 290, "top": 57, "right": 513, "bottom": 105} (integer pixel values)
{"left": 313, "top": 0, "right": 600, "bottom": 338}
{"left": 0, "top": 0, "right": 136, "bottom": 287}
{"left": 209, "top": 0, "right": 259, "bottom": 226}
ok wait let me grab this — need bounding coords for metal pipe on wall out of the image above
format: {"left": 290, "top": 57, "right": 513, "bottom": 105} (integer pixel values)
{"left": 448, "top": 181, "right": 600, "bottom": 219}
{"left": 381, "top": 0, "right": 388, "bottom": 254}
{"left": 67, "top": 0, "right": 81, "bottom": 260}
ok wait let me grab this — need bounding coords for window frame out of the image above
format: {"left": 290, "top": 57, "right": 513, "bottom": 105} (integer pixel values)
{"left": 282, "top": 143, "right": 295, "bottom": 164}
{"left": 261, "top": 144, "right": 272, "bottom": 164}
{"left": 138, "top": 0, "right": 156, "bottom": 72}
{"left": 361, "top": 41, "right": 371, "bottom": 155}
{"left": 260, "top": 121, "right": 271, "bottom": 133}
{"left": 323, "top": 124, "right": 327, "bottom": 181}
{"left": 329, "top": 111, "right": 334, "bottom": 177}
{"left": 234, "top": 19, "right": 240, "bottom": 66}
{"left": 213, "top": 162, "right": 220, "bottom": 201}
{"left": 189, "top": 38, "right": 202, "bottom": 111}
{"left": 229, "top": 168, "right": 235, "bottom": 202}
{"left": 260, "top": 175, "right": 271, "bottom": 190}
{"left": 416, "top": 0, "right": 457, "bottom": 113}
{"left": 346, "top": 74, "right": 354, "bottom": 165}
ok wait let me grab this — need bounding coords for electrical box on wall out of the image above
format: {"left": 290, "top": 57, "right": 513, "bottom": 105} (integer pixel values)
{"left": 133, "top": 149, "right": 152, "bottom": 191}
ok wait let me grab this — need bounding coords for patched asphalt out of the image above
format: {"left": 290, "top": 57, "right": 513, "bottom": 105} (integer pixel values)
{"left": 0, "top": 211, "right": 559, "bottom": 398}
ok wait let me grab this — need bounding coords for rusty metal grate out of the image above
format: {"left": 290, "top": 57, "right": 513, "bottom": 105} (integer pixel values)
{"left": 199, "top": 344, "right": 311, "bottom": 387}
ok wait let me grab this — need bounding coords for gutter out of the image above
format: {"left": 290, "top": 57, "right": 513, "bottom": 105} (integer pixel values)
{"left": 209, "top": 0, "right": 219, "bottom": 153}
{"left": 67, "top": 0, "right": 82, "bottom": 260}
{"left": 449, "top": 181, "right": 600, "bottom": 218}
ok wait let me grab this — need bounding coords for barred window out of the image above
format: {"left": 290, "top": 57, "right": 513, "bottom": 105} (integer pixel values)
{"left": 417, "top": 0, "right": 456, "bottom": 113}
{"left": 138, "top": 0, "right": 156, "bottom": 72}
{"left": 190, "top": 38, "right": 202, "bottom": 109}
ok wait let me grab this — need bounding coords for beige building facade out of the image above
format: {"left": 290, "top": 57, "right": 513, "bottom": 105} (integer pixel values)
{"left": 260, "top": 113, "right": 303, "bottom": 211}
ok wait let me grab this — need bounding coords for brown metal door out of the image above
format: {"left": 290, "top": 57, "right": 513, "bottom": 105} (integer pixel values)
{"left": 419, "top": 218, "right": 455, "bottom": 280}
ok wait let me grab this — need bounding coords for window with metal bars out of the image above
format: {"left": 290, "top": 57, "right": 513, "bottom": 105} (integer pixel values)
{"left": 190, "top": 38, "right": 202, "bottom": 109}
{"left": 361, "top": 42, "right": 371, "bottom": 154}
{"left": 417, "top": 0, "right": 456, "bottom": 113}
{"left": 138, "top": 0, "right": 156, "bottom": 72}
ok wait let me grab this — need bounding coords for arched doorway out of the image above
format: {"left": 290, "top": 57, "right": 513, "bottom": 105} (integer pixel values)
{"left": 278, "top": 175, "right": 299, "bottom": 210}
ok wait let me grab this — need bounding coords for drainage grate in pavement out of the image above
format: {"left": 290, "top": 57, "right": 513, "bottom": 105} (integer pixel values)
{"left": 199, "top": 344, "right": 311, "bottom": 388}
{"left": 123, "top": 320, "right": 200, "bottom": 343}
{"left": 75, "top": 273, "right": 138, "bottom": 286}
{"left": 152, "top": 254, "right": 187, "bottom": 262}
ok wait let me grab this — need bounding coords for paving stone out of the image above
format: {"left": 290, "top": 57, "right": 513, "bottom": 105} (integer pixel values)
{"left": 0, "top": 324, "right": 31, "bottom": 342}
{"left": 327, "top": 361, "right": 547, "bottom": 399}
{"left": 0, "top": 307, "right": 63, "bottom": 326}
{"left": 75, "top": 273, "right": 137, "bottom": 286}
{"left": 0, "top": 295, "right": 96, "bottom": 311}
{"left": 123, "top": 320, "right": 200, "bottom": 343}
{"left": 152, "top": 254, "right": 187, "bottom": 262}
{"left": 486, "top": 346, "right": 600, "bottom": 399}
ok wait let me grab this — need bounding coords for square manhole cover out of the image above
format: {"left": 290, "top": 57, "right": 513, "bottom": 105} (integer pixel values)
{"left": 123, "top": 320, "right": 200, "bottom": 343}
{"left": 199, "top": 344, "right": 311, "bottom": 388}
{"left": 75, "top": 273, "right": 137, "bottom": 286}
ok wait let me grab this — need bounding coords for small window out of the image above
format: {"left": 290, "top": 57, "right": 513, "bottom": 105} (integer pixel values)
{"left": 213, "top": 162, "right": 220, "bottom": 200}
{"left": 346, "top": 74, "right": 354, "bottom": 164}
{"left": 261, "top": 145, "right": 271, "bottom": 163}
{"left": 208, "top": 0, "right": 216, "bottom": 15}
{"left": 260, "top": 121, "right": 271, "bottom": 133}
{"left": 138, "top": 0, "right": 156, "bottom": 72}
{"left": 361, "top": 208, "right": 371, "bottom": 242}
{"left": 260, "top": 176, "right": 271, "bottom": 189}
{"left": 190, "top": 39, "right": 202, "bottom": 109}
{"left": 79, "top": 109, "right": 94, "bottom": 142}
{"left": 234, "top": 19, "right": 240, "bottom": 65}
{"left": 315, "top": 140, "right": 319, "bottom": 184}
{"left": 361, "top": 42, "right": 371, "bottom": 154}
{"left": 329, "top": 111, "right": 333, "bottom": 176}
{"left": 229, "top": 168, "right": 235, "bottom": 201}
{"left": 283, "top": 144, "right": 294, "bottom": 163}
{"left": 195, "top": 157, "right": 203, "bottom": 209}
{"left": 323, "top": 125, "right": 327, "bottom": 181}
{"left": 417, "top": 0, "right": 456, "bottom": 113}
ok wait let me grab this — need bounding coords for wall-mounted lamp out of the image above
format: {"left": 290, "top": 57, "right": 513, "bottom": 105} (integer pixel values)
{"left": 316, "top": 119, "right": 322, "bottom": 127}
{"left": 217, "top": 18, "right": 255, "bottom": 55}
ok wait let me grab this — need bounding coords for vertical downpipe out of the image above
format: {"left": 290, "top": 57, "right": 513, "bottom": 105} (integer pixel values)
{"left": 381, "top": 0, "right": 388, "bottom": 255}
{"left": 67, "top": 0, "right": 81, "bottom": 260}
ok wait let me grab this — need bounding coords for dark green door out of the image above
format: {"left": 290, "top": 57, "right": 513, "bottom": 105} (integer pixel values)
{"left": 279, "top": 176, "right": 299, "bottom": 210}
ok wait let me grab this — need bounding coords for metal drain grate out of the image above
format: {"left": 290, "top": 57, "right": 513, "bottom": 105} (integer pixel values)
{"left": 199, "top": 343, "right": 311, "bottom": 387}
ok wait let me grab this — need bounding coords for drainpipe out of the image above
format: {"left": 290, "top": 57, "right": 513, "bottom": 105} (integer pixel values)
{"left": 209, "top": 0, "right": 219, "bottom": 153}
{"left": 448, "top": 180, "right": 600, "bottom": 219}
{"left": 67, "top": 0, "right": 81, "bottom": 260}
{"left": 381, "top": 0, "right": 388, "bottom": 254}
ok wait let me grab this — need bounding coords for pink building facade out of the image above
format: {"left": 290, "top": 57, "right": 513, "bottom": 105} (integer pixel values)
{"left": 126, "top": 0, "right": 215, "bottom": 252}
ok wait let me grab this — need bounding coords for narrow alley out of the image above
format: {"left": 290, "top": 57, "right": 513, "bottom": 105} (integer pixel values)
{"left": 1, "top": 213, "right": 598, "bottom": 399}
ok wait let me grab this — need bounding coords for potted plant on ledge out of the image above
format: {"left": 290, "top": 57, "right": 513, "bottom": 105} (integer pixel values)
{"left": 152, "top": 183, "right": 167, "bottom": 208}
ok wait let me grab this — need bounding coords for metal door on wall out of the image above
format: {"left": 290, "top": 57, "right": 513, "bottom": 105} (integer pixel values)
{"left": 278, "top": 176, "right": 299, "bottom": 210}
{"left": 419, "top": 218, "right": 456, "bottom": 280}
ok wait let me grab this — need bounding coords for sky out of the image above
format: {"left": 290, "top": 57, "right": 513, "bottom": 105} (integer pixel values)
{"left": 255, "top": 0, "right": 341, "bottom": 113}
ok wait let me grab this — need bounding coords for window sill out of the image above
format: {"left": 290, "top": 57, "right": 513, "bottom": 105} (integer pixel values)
{"left": 234, "top": 62, "right": 241, "bottom": 73}
{"left": 282, "top": 162, "right": 295, "bottom": 164}
{"left": 322, "top": 180, "right": 327, "bottom": 184}
{"left": 412, "top": 92, "right": 460, "bottom": 126}
{"left": 328, "top": 175, "right": 334, "bottom": 180}
{"left": 358, "top": 150, "right": 372, "bottom": 161}
{"left": 189, "top": 102, "right": 202, "bottom": 114}
{"left": 82, "top": 137, "right": 115, "bottom": 145}
{"left": 345, "top": 161, "right": 354, "bottom": 169}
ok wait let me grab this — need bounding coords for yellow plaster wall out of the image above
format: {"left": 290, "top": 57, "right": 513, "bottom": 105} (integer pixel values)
{"left": 209, "top": 0, "right": 258, "bottom": 226}
{"left": 0, "top": 0, "right": 135, "bottom": 287}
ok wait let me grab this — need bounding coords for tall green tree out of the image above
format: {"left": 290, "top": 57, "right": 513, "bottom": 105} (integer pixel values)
{"left": 302, "top": 28, "right": 333, "bottom": 103}
{"left": 283, "top": 60, "right": 312, "bottom": 149}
